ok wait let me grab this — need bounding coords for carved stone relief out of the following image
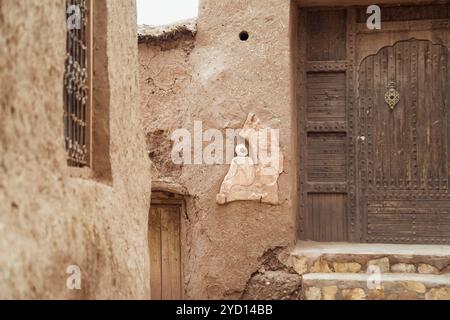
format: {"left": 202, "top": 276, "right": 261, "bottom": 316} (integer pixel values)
{"left": 216, "top": 113, "right": 284, "bottom": 205}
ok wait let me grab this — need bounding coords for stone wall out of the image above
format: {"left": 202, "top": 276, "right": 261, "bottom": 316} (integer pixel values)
{"left": 0, "top": 0, "right": 152, "bottom": 299}
{"left": 139, "top": 0, "right": 298, "bottom": 299}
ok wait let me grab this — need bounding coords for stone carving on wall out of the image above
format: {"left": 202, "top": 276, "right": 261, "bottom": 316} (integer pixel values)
{"left": 216, "top": 113, "right": 284, "bottom": 205}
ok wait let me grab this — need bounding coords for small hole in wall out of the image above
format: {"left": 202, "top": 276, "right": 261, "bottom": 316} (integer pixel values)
{"left": 239, "top": 31, "right": 249, "bottom": 41}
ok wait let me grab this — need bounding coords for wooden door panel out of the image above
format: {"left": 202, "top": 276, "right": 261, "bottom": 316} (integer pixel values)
{"left": 415, "top": 42, "right": 449, "bottom": 189}
{"left": 149, "top": 205, "right": 182, "bottom": 300}
{"left": 307, "top": 9, "right": 347, "bottom": 61}
{"left": 161, "top": 206, "right": 182, "bottom": 300}
{"left": 299, "top": 8, "right": 352, "bottom": 242}
{"left": 304, "top": 193, "right": 348, "bottom": 241}
{"left": 149, "top": 207, "right": 162, "bottom": 300}
{"left": 307, "top": 133, "right": 347, "bottom": 182}
{"left": 356, "top": 4, "right": 450, "bottom": 22}
{"left": 359, "top": 39, "right": 450, "bottom": 244}
{"left": 307, "top": 72, "right": 347, "bottom": 122}
{"left": 367, "top": 200, "right": 450, "bottom": 243}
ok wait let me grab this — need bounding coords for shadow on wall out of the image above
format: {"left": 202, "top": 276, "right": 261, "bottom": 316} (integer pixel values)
{"left": 92, "top": 0, "right": 112, "bottom": 184}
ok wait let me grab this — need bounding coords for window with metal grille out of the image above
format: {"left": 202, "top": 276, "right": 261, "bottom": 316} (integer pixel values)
{"left": 63, "top": 0, "right": 93, "bottom": 167}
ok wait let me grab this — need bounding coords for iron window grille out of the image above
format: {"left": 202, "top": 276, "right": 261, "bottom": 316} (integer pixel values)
{"left": 63, "top": 0, "right": 93, "bottom": 167}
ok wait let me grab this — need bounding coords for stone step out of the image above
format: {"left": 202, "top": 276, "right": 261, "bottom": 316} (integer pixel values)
{"left": 291, "top": 241, "right": 450, "bottom": 275}
{"left": 302, "top": 273, "right": 450, "bottom": 300}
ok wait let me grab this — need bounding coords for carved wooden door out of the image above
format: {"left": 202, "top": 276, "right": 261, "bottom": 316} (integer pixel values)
{"left": 298, "top": 4, "right": 450, "bottom": 243}
{"left": 358, "top": 39, "right": 450, "bottom": 244}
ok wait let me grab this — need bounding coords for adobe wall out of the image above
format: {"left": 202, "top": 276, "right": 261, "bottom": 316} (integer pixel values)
{"left": 139, "top": 0, "right": 298, "bottom": 299}
{"left": 0, "top": 0, "right": 152, "bottom": 299}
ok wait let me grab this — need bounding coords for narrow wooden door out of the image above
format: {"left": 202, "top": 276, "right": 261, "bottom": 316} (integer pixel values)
{"left": 358, "top": 39, "right": 450, "bottom": 244}
{"left": 298, "top": 8, "right": 352, "bottom": 241}
{"left": 149, "top": 204, "right": 182, "bottom": 300}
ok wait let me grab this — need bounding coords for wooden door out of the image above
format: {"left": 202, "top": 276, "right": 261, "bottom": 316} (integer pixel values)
{"left": 298, "top": 3, "right": 450, "bottom": 243}
{"left": 298, "top": 8, "right": 354, "bottom": 242}
{"left": 149, "top": 204, "right": 182, "bottom": 300}
{"left": 358, "top": 39, "right": 450, "bottom": 243}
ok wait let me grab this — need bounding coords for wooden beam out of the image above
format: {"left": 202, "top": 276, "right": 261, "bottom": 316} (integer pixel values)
{"left": 296, "top": 0, "right": 447, "bottom": 7}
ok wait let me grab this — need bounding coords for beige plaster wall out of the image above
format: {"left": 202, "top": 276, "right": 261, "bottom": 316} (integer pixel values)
{"left": 139, "top": 0, "right": 298, "bottom": 299}
{"left": 0, "top": 0, "right": 152, "bottom": 299}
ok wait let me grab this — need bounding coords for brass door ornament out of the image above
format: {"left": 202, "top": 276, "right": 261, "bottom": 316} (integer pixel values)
{"left": 384, "top": 79, "right": 400, "bottom": 110}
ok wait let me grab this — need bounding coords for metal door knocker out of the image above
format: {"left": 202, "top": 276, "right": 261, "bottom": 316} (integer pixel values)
{"left": 384, "top": 79, "right": 400, "bottom": 110}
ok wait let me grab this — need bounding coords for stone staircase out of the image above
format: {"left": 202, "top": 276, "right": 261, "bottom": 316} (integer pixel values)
{"left": 291, "top": 242, "right": 450, "bottom": 300}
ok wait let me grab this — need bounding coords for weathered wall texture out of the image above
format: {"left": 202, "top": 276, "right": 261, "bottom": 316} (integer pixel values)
{"left": 0, "top": 0, "right": 151, "bottom": 299}
{"left": 139, "top": 0, "right": 298, "bottom": 299}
